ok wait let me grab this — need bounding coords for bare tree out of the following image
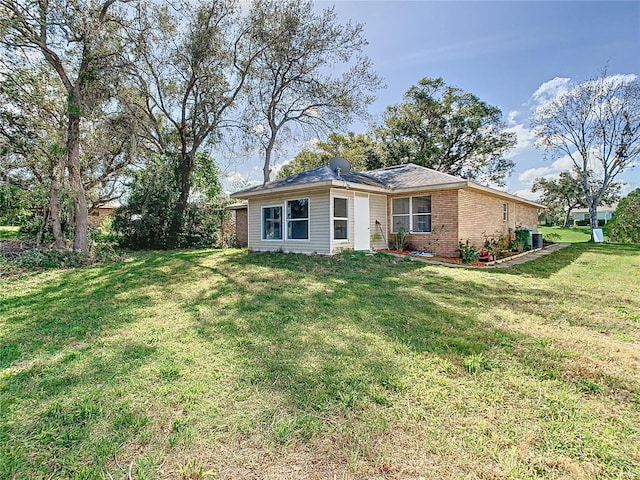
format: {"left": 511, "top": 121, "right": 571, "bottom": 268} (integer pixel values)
{"left": 531, "top": 72, "right": 640, "bottom": 239}
{"left": 1, "top": 0, "right": 134, "bottom": 252}
{"left": 244, "top": 0, "right": 382, "bottom": 184}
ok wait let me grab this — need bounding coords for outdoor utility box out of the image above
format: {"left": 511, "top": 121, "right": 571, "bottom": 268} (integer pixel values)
{"left": 515, "top": 228, "right": 533, "bottom": 250}
{"left": 532, "top": 232, "right": 543, "bottom": 249}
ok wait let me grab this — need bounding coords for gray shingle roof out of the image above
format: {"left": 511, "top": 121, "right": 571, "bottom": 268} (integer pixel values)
{"left": 237, "top": 165, "right": 388, "bottom": 194}
{"left": 365, "top": 163, "right": 465, "bottom": 189}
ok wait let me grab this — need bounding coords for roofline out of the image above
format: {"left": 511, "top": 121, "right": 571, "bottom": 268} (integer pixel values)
{"left": 467, "top": 182, "right": 546, "bottom": 209}
{"left": 229, "top": 172, "right": 545, "bottom": 209}
{"left": 230, "top": 179, "right": 388, "bottom": 198}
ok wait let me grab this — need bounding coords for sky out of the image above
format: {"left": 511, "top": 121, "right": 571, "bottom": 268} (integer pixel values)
{"left": 226, "top": 1, "right": 640, "bottom": 198}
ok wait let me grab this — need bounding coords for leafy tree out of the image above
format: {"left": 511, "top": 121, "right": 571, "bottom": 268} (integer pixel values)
{"left": 609, "top": 189, "right": 640, "bottom": 244}
{"left": 531, "top": 170, "right": 619, "bottom": 226}
{"left": 244, "top": 0, "right": 382, "bottom": 184}
{"left": 112, "top": 153, "right": 225, "bottom": 249}
{"left": 277, "top": 132, "right": 382, "bottom": 178}
{"left": 531, "top": 72, "right": 640, "bottom": 240}
{"left": 1, "top": 0, "right": 135, "bottom": 252}
{"left": 130, "top": 0, "right": 257, "bottom": 249}
{"left": 375, "top": 77, "right": 516, "bottom": 186}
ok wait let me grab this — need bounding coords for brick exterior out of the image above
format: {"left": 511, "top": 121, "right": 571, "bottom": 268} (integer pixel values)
{"left": 387, "top": 188, "right": 539, "bottom": 258}
{"left": 234, "top": 208, "right": 248, "bottom": 247}
{"left": 87, "top": 207, "right": 114, "bottom": 227}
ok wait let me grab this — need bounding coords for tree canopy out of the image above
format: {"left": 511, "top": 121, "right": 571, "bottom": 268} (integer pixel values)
{"left": 375, "top": 77, "right": 516, "bottom": 186}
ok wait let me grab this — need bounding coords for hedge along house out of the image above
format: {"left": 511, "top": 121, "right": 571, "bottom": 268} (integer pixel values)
{"left": 230, "top": 160, "right": 543, "bottom": 257}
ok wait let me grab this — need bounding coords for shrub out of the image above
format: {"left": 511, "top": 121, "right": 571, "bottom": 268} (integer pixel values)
{"left": 608, "top": 189, "right": 640, "bottom": 244}
{"left": 458, "top": 240, "right": 479, "bottom": 263}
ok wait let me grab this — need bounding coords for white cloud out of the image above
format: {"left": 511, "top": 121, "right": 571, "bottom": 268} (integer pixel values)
{"left": 551, "top": 155, "right": 575, "bottom": 171}
{"left": 505, "top": 123, "right": 537, "bottom": 159}
{"left": 518, "top": 166, "right": 556, "bottom": 183}
{"left": 507, "top": 110, "right": 520, "bottom": 126}
{"left": 531, "top": 76, "right": 572, "bottom": 107}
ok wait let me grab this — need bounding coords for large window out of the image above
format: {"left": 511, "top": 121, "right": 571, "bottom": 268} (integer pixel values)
{"left": 262, "top": 206, "right": 282, "bottom": 240}
{"left": 392, "top": 196, "right": 431, "bottom": 233}
{"left": 286, "top": 199, "right": 309, "bottom": 240}
{"left": 333, "top": 197, "right": 348, "bottom": 240}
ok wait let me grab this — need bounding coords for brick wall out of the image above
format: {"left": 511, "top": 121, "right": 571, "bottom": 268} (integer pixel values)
{"left": 387, "top": 189, "right": 460, "bottom": 257}
{"left": 234, "top": 208, "right": 248, "bottom": 247}
{"left": 386, "top": 187, "right": 540, "bottom": 258}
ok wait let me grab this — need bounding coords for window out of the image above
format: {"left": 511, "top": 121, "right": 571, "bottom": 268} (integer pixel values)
{"left": 503, "top": 203, "right": 508, "bottom": 222}
{"left": 392, "top": 196, "right": 431, "bottom": 233}
{"left": 286, "top": 198, "right": 309, "bottom": 240}
{"left": 262, "top": 206, "right": 282, "bottom": 240}
{"left": 333, "top": 197, "right": 348, "bottom": 240}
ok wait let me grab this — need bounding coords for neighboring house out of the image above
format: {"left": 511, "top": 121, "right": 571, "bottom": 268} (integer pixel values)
{"left": 571, "top": 204, "right": 617, "bottom": 224}
{"left": 226, "top": 201, "right": 249, "bottom": 247}
{"left": 88, "top": 203, "right": 118, "bottom": 227}
{"left": 230, "top": 161, "right": 543, "bottom": 257}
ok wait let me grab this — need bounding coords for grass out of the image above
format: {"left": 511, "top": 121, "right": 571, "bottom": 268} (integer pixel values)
{"left": 539, "top": 225, "right": 611, "bottom": 243}
{"left": 0, "top": 226, "right": 21, "bottom": 240}
{"left": 1, "top": 244, "right": 639, "bottom": 479}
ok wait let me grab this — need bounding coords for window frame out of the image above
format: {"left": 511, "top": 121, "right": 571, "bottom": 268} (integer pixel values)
{"left": 332, "top": 196, "right": 349, "bottom": 241}
{"left": 503, "top": 203, "right": 508, "bottom": 222}
{"left": 285, "top": 198, "right": 310, "bottom": 241}
{"left": 391, "top": 195, "right": 432, "bottom": 234}
{"left": 261, "top": 204, "right": 283, "bottom": 241}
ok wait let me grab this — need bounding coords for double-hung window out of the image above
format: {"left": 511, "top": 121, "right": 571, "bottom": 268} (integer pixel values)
{"left": 286, "top": 199, "right": 309, "bottom": 240}
{"left": 262, "top": 206, "right": 282, "bottom": 240}
{"left": 503, "top": 203, "right": 508, "bottom": 221}
{"left": 392, "top": 196, "right": 431, "bottom": 233}
{"left": 333, "top": 197, "right": 348, "bottom": 240}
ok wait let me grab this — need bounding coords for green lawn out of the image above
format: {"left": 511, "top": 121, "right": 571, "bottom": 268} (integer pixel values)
{"left": 1, "top": 245, "right": 639, "bottom": 479}
{"left": 539, "top": 225, "right": 611, "bottom": 243}
{"left": 0, "top": 226, "right": 21, "bottom": 240}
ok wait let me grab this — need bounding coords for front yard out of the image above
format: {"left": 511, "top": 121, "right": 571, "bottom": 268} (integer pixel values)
{"left": 1, "top": 244, "right": 639, "bottom": 479}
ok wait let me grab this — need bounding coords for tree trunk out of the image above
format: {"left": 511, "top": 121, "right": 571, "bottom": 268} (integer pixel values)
{"left": 49, "top": 166, "right": 66, "bottom": 250}
{"left": 564, "top": 208, "right": 572, "bottom": 227}
{"left": 263, "top": 137, "right": 276, "bottom": 185}
{"left": 67, "top": 107, "right": 89, "bottom": 253}
{"left": 167, "top": 154, "right": 194, "bottom": 249}
{"left": 588, "top": 201, "right": 599, "bottom": 241}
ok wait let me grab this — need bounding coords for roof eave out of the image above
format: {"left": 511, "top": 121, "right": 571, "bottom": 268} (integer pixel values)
{"left": 467, "top": 182, "right": 546, "bottom": 209}
{"left": 230, "top": 179, "right": 389, "bottom": 199}
{"left": 390, "top": 181, "right": 469, "bottom": 194}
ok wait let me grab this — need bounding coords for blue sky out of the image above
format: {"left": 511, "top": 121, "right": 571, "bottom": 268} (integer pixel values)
{"left": 227, "top": 1, "right": 640, "bottom": 198}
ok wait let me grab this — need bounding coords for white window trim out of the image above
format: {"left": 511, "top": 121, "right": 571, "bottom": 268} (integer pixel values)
{"left": 261, "top": 204, "right": 284, "bottom": 241}
{"left": 503, "top": 203, "right": 509, "bottom": 222}
{"left": 391, "top": 196, "right": 432, "bottom": 234}
{"left": 286, "top": 198, "right": 310, "bottom": 242}
{"left": 332, "top": 196, "right": 350, "bottom": 242}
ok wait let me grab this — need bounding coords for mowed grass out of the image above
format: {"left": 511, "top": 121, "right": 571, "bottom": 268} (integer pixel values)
{"left": 1, "top": 244, "right": 639, "bottom": 479}
{"left": 0, "top": 226, "right": 21, "bottom": 240}
{"left": 539, "top": 226, "right": 607, "bottom": 243}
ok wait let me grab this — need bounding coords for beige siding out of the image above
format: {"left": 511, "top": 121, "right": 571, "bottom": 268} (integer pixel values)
{"left": 247, "top": 191, "right": 331, "bottom": 254}
{"left": 369, "top": 193, "right": 388, "bottom": 250}
{"left": 330, "top": 189, "right": 355, "bottom": 253}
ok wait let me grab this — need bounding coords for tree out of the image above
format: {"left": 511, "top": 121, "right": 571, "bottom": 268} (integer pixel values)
{"left": 608, "top": 189, "right": 640, "bottom": 244}
{"left": 531, "top": 170, "right": 619, "bottom": 226}
{"left": 277, "top": 132, "right": 383, "bottom": 178}
{"left": 375, "top": 78, "right": 516, "bottom": 186}
{"left": 130, "top": 0, "right": 256, "bottom": 248}
{"left": 531, "top": 72, "right": 640, "bottom": 240}
{"left": 244, "top": 0, "right": 382, "bottom": 184}
{"left": 1, "top": 0, "right": 134, "bottom": 252}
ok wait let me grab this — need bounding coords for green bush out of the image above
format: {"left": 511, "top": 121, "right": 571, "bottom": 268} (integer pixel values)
{"left": 608, "top": 189, "right": 640, "bottom": 244}
{"left": 458, "top": 240, "right": 479, "bottom": 263}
